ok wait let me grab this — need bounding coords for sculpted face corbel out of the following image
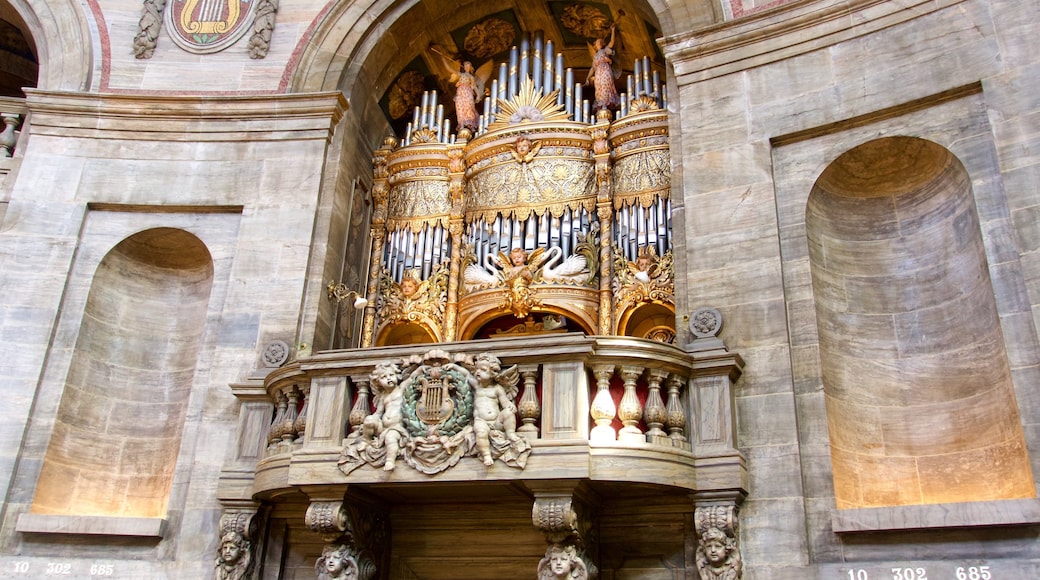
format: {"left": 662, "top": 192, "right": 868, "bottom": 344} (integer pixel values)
{"left": 305, "top": 495, "right": 390, "bottom": 580}
{"left": 530, "top": 484, "right": 598, "bottom": 579}
{"left": 694, "top": 504, "right": 743, "bottom": 580}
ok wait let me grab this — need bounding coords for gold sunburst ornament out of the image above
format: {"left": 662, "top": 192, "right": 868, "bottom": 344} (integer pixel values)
{"left": 486, "top": 78, "right": 572, "bottom": 132}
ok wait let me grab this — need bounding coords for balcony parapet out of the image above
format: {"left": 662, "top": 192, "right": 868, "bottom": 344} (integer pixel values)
{"left": 224, "top": 333, "right": 745, "bottom": 503}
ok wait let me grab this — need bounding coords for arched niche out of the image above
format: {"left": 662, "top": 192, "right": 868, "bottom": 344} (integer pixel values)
{"left": 807, "top": 137, "right": 1035, "bottom": 508}
{"left": 32, "top": 228, "right": 214, "bottom": 518}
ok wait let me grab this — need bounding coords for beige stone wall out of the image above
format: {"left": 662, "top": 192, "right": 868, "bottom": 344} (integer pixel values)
{"left": 1, "top": 0, "right": 1040, "bottom": 577}
{"left": 0, "top": 92, "right": 344, "bottom": 575}
{"left": 663, "top": 0, "right": 1040, "bottom": 575}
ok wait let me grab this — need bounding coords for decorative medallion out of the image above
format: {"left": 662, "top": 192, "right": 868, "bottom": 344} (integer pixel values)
{"left": 164, "top": 0, "right": 259, "bottom": 54}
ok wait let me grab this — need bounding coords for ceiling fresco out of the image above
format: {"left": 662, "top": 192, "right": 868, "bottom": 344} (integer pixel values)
{"left": 378, "top": 0, "right": 664, "bottom": 135}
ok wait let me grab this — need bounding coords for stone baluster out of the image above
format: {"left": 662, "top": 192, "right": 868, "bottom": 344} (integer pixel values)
{"left": 0, "top": 113, "right": 19, "bottom": 157}
{"left": 665, "top": 374, "right": 690, "bottom": 449}
{"left": 348, "top": 376, "right": 372, "bottom": 435}
{"left": 281, "top": 386, "right": 300, "bottom": 447}
{"left": 517, "top": 364, "right": 541, "bottom": 439}
{"left": 617, "top": 365, "right": 645, "bottom": 443}
{"left": 643, "top": 368, "right": 669, "bottom": 443}
{"left": 589, "top": 363, "right": 616, "bottom": 442}
{"left": 267, "top": 390, "right": 288, "bottom": 454}
{"left": 293, "top": 383, "right": 309, "bottom": 445}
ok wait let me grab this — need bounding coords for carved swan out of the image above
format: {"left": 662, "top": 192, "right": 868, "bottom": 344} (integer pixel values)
{"left": 540, "top": 246, "right": 588, "bottom": 283}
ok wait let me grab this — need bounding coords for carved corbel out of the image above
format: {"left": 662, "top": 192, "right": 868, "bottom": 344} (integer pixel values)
{"left": 532, "top": 491, "right": 598, "bottom": 579}
{"left": 693, "top": 504, "right": 743, "bottom": 580}
{"left": 216, "top": 507, "right": 262, "bottom": 580}
{"left": 305, "top": 498, "right": 388, "bottom": 580}
{"left": 306, "top": 501, "right": 349, "bottom": 543}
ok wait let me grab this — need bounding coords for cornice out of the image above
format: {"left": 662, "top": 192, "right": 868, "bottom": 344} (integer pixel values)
{"left": 23, "top": 90, "right": 349, "bottom": 142}
{"left": 660, "top": 0, "right": 965, "bottom": 83}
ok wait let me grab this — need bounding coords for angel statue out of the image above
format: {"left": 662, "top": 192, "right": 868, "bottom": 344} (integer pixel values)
{"left": 463, "top": 246, "right": 590, "bottom": 312}
{"left": 586, "top": 23, "right": 621, "bottom": 113}
{"left": 430, "top": 45, "right": 495, "bottom": 133}
{"left": 471, "top": 352, "right": 524, "bottom": 466}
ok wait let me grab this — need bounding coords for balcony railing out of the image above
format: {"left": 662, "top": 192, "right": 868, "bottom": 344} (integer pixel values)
{"left": 222, "top": 333, "right": 744, "bottom": 503}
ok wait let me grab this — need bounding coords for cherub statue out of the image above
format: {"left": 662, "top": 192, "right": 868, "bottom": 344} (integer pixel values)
{"left": 430, "top": 46, "right": 495, "bottom": 133}
{"left": 537, "top": 543, "right": 588, "bottom": 580}
{"left": 695, "top": 527, "right": 741, "bottom": 580}
{"left": 215, "top": 531, "right": 250, "bottom": 580}
{"left": 358, "top": 362, "right": 407, "bottom": 471}
{"left": 629, "top": 246, "right": 660, "bottom": 283}
{"left": 511, "top": 136, "right": 541, "bottom": 165}
{"left": 316, "top": 544, "right": 360, "bottom": 580}
{"left": 379, "top": 267, "right": 446, "bottom": 323}
{"left": 471, "top": 352, "right": 521, "bottom": 466}
{"left": 586, "top": 23, "right": 620, "bottom": 113}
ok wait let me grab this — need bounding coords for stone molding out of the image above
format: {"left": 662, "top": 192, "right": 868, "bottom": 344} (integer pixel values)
{"left": 832, "top": 498, "right": 1040, "bottom": 532}
{"left": 660, "top": 0, "right": 966, "bottom": 83}
{"left": 22, "top": 89, "right": 348, "bottom": 142}
{"left": 15, "top": 513, "right": 167, "bottom": 537}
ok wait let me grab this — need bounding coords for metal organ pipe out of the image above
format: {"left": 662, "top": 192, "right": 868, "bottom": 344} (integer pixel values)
{"left": 532, "top": 32, "right": 542, "bottom": 93}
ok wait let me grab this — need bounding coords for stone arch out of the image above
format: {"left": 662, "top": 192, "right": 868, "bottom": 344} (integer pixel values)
{"left": 287, "top": 0, "right": 708, "bottom": 161}
{"left": 806, "top": 136, "right": 1035, "bottom": 508}
{"left": 0, "top": 0, "right": 91, "bottom": 91}
{"left": 32, "top": 228, "right": 214, "bottom": 518}
{"left": 288, "top": 0, "right": 706, "bottom": 96}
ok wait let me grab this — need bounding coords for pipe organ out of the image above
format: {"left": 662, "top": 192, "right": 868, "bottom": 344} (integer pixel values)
{"left": 361, "top": 33, "right": 675, "bottom": 346}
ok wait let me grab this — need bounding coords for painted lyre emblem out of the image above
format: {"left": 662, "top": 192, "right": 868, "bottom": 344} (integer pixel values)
{"left": 416, "top": 375, "right": 455, "bottom": 427}
{"left": 164, "top": 0, "right": 257, "bottom": 54}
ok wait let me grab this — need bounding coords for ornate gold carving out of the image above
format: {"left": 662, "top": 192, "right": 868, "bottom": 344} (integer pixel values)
{"left": 464, "top": 17, "right": 515, "bottom": 58}
{"left": 386, "top": 179, "right": 451, "bottom": 231}
{"left": 558, "top": 3, "right": 612, "bottom": 38}
{"left": 465, "top": 152, "right": 595, "bottom": 223}
{"left": 487, "top": 78, "right": 570, "bottom": 132}
{"left": 612, "top": 246, "right": 675, "bottom": 322}
{"left": 376, "top": 266, "right": 448, "bottom": 336}
{"left": 612, "top": 149, "right": 671, "bottom": 207}
{"left": 511, "top": 135, "right": 541, "bottom": 164}
{"left": 628, "top": 95, "right": 661, "bottom": 114}
{"left": 493, "top": 316, "right": 567, "bottom": 336}
{"left": 387, "top": 70, "right": 425, "bottom": 120}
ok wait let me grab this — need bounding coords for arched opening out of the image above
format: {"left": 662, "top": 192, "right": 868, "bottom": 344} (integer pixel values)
{"left": 311, "top": 1, "right": 675, "bottom": 350}
{"left": 32, "top": 228, "right": 214, "bottom": 518}
{"left": 0, "top": 0, "right": 37, "bottom": 96}
{"left": 377, "top": 321, "right": 438, "bottom": 346}
{"left": 618, "top": 301, "right": 674, "bottom": 342}
{"left": 807, "top": 137, "right": 1034, "bottom": 508}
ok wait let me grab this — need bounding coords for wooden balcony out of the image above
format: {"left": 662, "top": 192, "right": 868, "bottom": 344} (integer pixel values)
{"left": 221, "top": 333, "right": 745, "bottom": 505}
